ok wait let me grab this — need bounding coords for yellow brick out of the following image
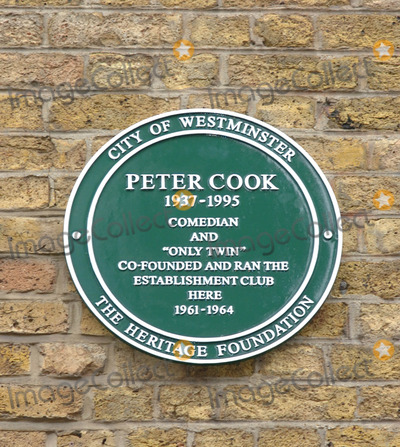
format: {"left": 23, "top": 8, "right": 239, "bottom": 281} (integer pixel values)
{"left": 0, "top": 137, "right": 85, "bottom": 171}
{"left": 128, "top": 428, "right": 187, "bottom": 447}
{"left": 0, "top": 301, "right": 68, "bottom": 334}
{"left": 80, "top": 306, "right": 111, "bottom": 336}
{"left": 94, "top": 387, "right": 153, "bottom": 421}
{"left": 296, "top": 137, "right": 367, "bottom": 171}
{"left": 51, "top": 176, "right": 78, "bottom": 209}
{"left": 0, "top": 54, "right": 83, "bottom": 88}
{"left": 161, "top": 0, "right": 217, "bottom": 6}
{"left": 0, "top": 176, "right": 48, "bottom": 209}
{"left": 334, "top": 176, "right": 400, "bottom": 212}
{"left": 0, "top": 0, "right": 80, "bottom": 3}
{"left": 359, "top": 386, "right": 400, "bottom": 419}
{"left": 219, "top": 385, "right": 356, "bottom": 420}
{"left": 326, "top": 97, "right": 400, "bottom": 130}
{"left": 98, "top": 0, "right": 149, "bottom": 5}
{"left": 0, "top": 431, "right": 46, "bottom": 447}
{"left": 189, "top": 15, "right": 250, "bottom": 47}
{"left": 0, "top": 14, "right": 43, "bottom": 47}
{"left": 39, "top": 343, "right": 107, "bottom": 377}
{"left": 48, "top": 13, "right": 182, "bottom": 48}
{"left": 365, "top": 219, "right": 400, "bottom": 254}
{"left": 360, "top": 304, "right": 400, "bottom": 338}
{"left": 371, "top": 139, "right": 400, "bottom": 171}
{"left": 256, "top": 96, "right": 315, "bottom": 129}
{"left": 58, "top": 431, "right": 115, "bottom": 447}
{"left": 331, "top": 344, "right": 400, "bottom": 380}
{"left": 187, "top": 94, "right": 249, "bottom": 114}
{"left": 88, "top": 53, "right": 153, "bottom": 89}
{"left": 366, "top": 57, "right": 400, "bottom": 91}
{"left": 0, "top": 94, "right": 43, "bottom": 130}
{"left": 299, "top": 302, "right": 348, "bottom": 338}
{"left": 327, "top": 426, "right": 400, "bottom": 447}
{"left": 49, "top": 94, "right": 180, "bottom": 131}
{"left": 187, "top": 359, "right": 254, "bottom": 378}
{"left": 259, "top": 344, "right": 324, "bottom": 378}
{"left": 259, "top": 428, "right": 321, "bottom": 447}
{"left": 0, "top": 385, "right": 83, "bottom": 419}
{"left": 228, "top": 55, "right": 358, "bottom": 90}
{"left": 161, "top": 54, "right": 219, "bottom": 89}
{"left": 363, "top": 0, "right": 398, "bottom": 7}
{"left": 194, "top": 429, "right": 253, "bottom": 447}
{"left": 0, "top": 345, "right": 30, "bottom": 375}
{"left": 332, "top": 261, "right": 400, "bottom": 299}
{"left": 225, "top": 0, "right": 347, "bottom": 5}
{"left": 319, "top": 15, "right": 400, "bottom": 48}
{"left": 0, "top": 217, "right": 63, "bottom": 254}
{"left": 159, "top": 385, "right": 216, "bottom": 420}
{"left": 254, "top": 14, "right": 313, "bottom": 48}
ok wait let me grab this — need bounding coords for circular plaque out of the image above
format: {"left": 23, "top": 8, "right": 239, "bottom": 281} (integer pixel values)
{"left": 65, "top": 109, "right": 342, "bottom": 364}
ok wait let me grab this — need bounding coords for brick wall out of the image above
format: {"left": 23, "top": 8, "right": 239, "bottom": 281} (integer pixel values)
{"left": 0, "top": 0, "right": 399, "bottom": 446}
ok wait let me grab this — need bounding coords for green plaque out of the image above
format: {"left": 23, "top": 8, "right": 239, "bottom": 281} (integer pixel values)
{"left": 65, "top": 109, "right": 342, "bottom": 364}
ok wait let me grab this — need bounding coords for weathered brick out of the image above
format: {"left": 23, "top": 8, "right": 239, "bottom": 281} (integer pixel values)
{"left": 334, "top": 176, "right": 400, "bottom": 212}
{"left": 259, "top": 428, "right": 321, "bottom": 447}
{"left": 88, "top": 53, "right": 153, "bottom": 89}
{"left": 342, "top": 223, "right": 359, "bottom": 253}
{"left": 189, "top": 15, "right": 250, "bottom": 47}
{"left": 114, "top": 341, "right": 187, "bottom": 381}
{"left": 0, "top": 344, "right": 30, "bottom": 375}
{"left": 254, "top": 15, "right": 313, "bottom": 48}
{"left": 259, "top": 344, "right": 324, "bottom": 378}
{"left": 319, "top": 15, "right": 400, "bottom": 49}
{"left": 96, "top": 0, "right": 149, "bottom": 5}
{"left": 0, "top": 385, "right": 83, "bottom": 419}
{"left": 94, "top": 387, "right": 153, "bottom": 421}
{"left": 0, "top": 217, "right": 63, "bottom": 255}
{"left": 161, "top": 54, "right": 218, "bottom": 89}
{"left": 0, "top": 301, "right": 68, "bottom": 334}
{"left": 371, "top": 139, "right": 400, "bottom": 171}
{"left": 228, "top": 55, "right": 358, "bottom": 90}
{"left": 218, "top": 385, "right": 356, "bottom": 420}
{"left": 194, "top": 429, "right": 253, "bottom": 447}
{"left": 51, "top": 176, "right": 77, "bottom": 210}
{"left": 159, "top": 386, "right": 216, "bottom": 420}
{"left": 331, "top": 344, "right": 400, "bottom": 380}
{"left": 48, "top": 13, "right": 182, "bottom": 48}
{"left": 128, "top": 428, "right": 187, "bottom": 447}
{"left": 225, "top": 0, "right": 347, "bottom": 5}
{"left": 296, "top": 137, "right": 367, "bottom": 171}
{"left": 58, "top": 431, "right": 115, "bottom": 447}
{"left": 0, "top": 0, "right": 80, "bottom": 4}
{"left": 0, "top": 259, "right": 56, "bottom": 292}
{"left": 0, "top": 94, "right": 43, "bottom": 130}
{"left": 0, "top": 54, "right": 83, "bottom": 89}
{"left": 80, "top": 306, "right": 111, "bottom": 336}
{"left": 299, "top": 303, "right": 348, "bottom": 338}
{"left": 161, "top": 0, "right": 217, "bottom": 6}
{"left": 363, "top": 0, "right": 399, "bottom": 7}
{"left": 359, "top": 386, "right": 400, "bottom": 419}
{"left": 0, "top": 14, "right": 43, "bottom": 47}
{"left": 0, "top": 431, "right": 46, "bottom": 447}
{"left": 256, "top": 96, "right": 315, "bottom": 129}
{"left": 188, "top": 93, "right": 249, "bottom": 114}
{"left": 325, "top": 97, "right": 400, "bottom": 130}
{"left": 360, "top": 304, "right": 400, "bottom": 339}
{"left": 332, "top": 261, "right": 400, "bottom": 299}
{"left": 39, "top": 343, "right": 106, "bottom": 376}
{"left": 366, "top": 57, "right": 400, "bottom": 91}
{"left": 365, "top": 219, "right": 400, "bottom": 254}
{"left": 0, "top": 176, "right": 48, "bottom": 209}
{"left": 0, "top": 137, "right": 85, "bottom": 171}
{"left": 49, "top": 94, "right": 180, "bottom": 131}
{"left": 326, "top": 425, "right": 400, "bottom": 447}
{"left": 187, "top": 359, "right": 254, "bottom": 378}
